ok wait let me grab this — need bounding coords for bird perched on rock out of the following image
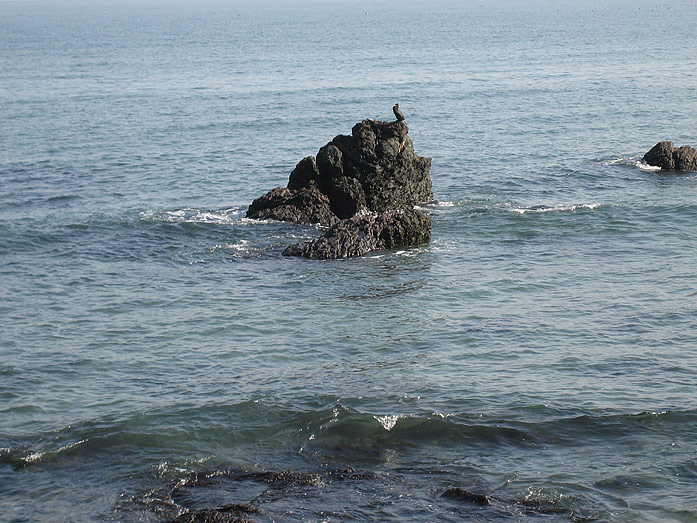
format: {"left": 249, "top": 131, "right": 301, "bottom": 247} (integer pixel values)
{"left": 393, "top": 103, "right": 405, "bottom": 121}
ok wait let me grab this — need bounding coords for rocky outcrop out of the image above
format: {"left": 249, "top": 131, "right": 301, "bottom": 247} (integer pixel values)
{"left": 246, "top": 118, "right": 432, "bottom": 258}
{"left": 644, "top": 141, "right": 697, "bottom": 171}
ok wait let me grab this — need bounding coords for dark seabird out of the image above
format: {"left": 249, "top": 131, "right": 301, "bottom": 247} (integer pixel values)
{"left": 393, "top": 103, "right": 405, "bottom": 121}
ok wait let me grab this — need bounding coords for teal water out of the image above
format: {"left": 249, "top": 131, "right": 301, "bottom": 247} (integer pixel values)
{"left": 2, "top": 0, "right": 697, "bottom": 521}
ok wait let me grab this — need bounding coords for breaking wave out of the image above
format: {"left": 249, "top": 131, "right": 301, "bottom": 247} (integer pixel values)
{"left": 602, "top": 155, "right": 661, "bottom": 171}
{"left": 139, "top": 207, "right": 247, "bottom": 225}
{"left": 504, "top": 202, "right": 603, "bottom": 214}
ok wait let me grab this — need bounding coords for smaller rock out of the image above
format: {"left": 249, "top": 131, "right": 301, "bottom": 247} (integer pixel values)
{"left": 263, "top": 469, "right": 324, "bottom": 487}
{"left": 673, "top": 146, "right": 697, "bottom": 171}
{"left": 519, "top": 498, "right": 568, "bottom": 515}
{"left": 644, "top": 141, "right": 675, "bottom": 170}
{"left": 644, "top": 141, "right": 697, "bottom": 171}
{"left": 246, "top": 187, "right": 339, "bottom": 226}
{"left": 442, "top": 487, "right": 491, "bottom": 506}
{"left": 287, "top": 156, "right": 320, "bottom": 191}
{"left": 169, "top": 508, "right": 255, "bottom": 523}
{"left": 218, "top": 504, "right": 259, "bottom": 514}
{"left": 237, "top": 468, "right": 325, "bottom": 488}
{"left": 328, "top": 467, "right": 378, "bottom": 481}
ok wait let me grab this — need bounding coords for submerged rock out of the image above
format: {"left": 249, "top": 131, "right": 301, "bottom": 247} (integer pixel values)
{"left": 440, "top": 487, "right": 572, "bottom": 516}
{"left": 165, "top": 468, "right": 324, "bottom": 523}
{"left": 243, "top": 468, "right": 324, "bottom": 487}
{"left": 644, "top": 141, "right": 697, "bottom": 171}
{"left": 441, "top": 487, "right": 491, "bottom": 506}
{"left": 246, "top": 117, "right": 433, "bottom": 258}
{"left": 170, "top": 504, "right": 258, "bottom": 523}
{"left": 131, "top": 466, "right": 584, "bottom": 522}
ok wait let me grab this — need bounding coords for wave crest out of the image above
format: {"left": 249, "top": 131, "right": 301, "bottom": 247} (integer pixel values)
{"left": 505, "top": 202, "right": 602, "bottom": 214}
{"left": 139, "top": 207, "right": 245, "bottom": 225}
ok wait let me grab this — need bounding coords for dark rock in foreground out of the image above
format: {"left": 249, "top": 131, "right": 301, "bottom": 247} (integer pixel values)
{"left": 644, "top": 141, "right": 697, "bottom": 171}
{"left": 246, "top": 118, "right": 432, "bottom": 258}
{"left": 133, "top": 466, "right": 581, "bottom": 521}
{"left": 245, "top": 468, "right": 324, "bottom": 487}
{"left": 440, "top": 486, "right": 570, "bottom": 516}
{"left": 170, "top": 503, "right": 257, "bottom": 523}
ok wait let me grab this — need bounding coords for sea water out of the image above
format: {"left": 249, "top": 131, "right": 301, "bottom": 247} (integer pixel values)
{"left": 1, "top": 0, "right": 697, "bottom": 520}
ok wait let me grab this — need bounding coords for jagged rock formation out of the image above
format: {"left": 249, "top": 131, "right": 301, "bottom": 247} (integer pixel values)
{"left": 246, "top": 118, "right": 432, "bottom": 259}
{"left": 644, "top": 141, "right": 697, "bottom": 171}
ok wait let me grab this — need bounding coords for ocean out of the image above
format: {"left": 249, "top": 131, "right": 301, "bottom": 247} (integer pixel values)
{"left": 1, "top": 0, "right": 697, "bottom": 520}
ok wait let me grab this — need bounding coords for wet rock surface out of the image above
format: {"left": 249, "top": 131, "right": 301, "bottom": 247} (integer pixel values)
{"left": 122, "top": 466, "right": 587, "bottom": 522}
{"left": 162, "top": 468, "right": 325, "bottom": 523}
{"left": 644, "top": 141, "right": 697, "bottom": 171}
{"left": 169, "top": 503, "right": 258, "bottom": 523}
{"left": 441, "top": 486, "right": 572, "bottom": 518}
{"left": 441, "top": 487, "right": 491, "bottom": 506}
{"left": 246, "top": 118, "right": 433, "bottom": 258}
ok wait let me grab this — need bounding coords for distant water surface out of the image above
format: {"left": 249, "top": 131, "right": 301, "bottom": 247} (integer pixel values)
{"left": 1, "top": 0, "right": 697, "bottom": 521}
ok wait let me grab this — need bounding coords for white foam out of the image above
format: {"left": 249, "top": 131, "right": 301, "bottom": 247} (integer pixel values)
{"left": 636, "top": 161, "right": 661, "bottom": 171}
{"left": 23, "top": 451, "right": 44, "bottom": 463}
{"left": 603, "top": 155, "right": 642, "bottom": 167}
{"left": 139, "top": 207, "right": 245, "bottom": 225}
{"left": 210, "top": 240, "right": 249, "bottom": 253}
{"left": 157, "top": 456, "right": 212, "bottom": 478}
{"left": 603, "top": 156, "right": 635, "bottom": 166}
{"left": 429, "top": 240, "right": 456, "bottom": 252}
{"left": 24, "top": 439, "right": 88, "bottom": 463}
{"left": 156, "top": 461, "right": 169, "bottom": 475}
{"left": 375, "top": 414, "right": 402, "bottom": 431}
{"left": 236, "top": 217, "right": 280, "bottom": 225}
{"left": 57, "top": 439, "right": 86, "bottom": 452}
{"left": 507, "top": 203, "right": 602, "bottom": 214}
{"left": 603, "top": 155, "right": 662, "bottom": 171}
{"left": 417, "top": 200, "right": 455, "bottom": 211}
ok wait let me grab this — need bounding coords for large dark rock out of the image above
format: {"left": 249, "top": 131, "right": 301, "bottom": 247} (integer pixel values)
{"left": 644, "top": 141, "right": 697, "bottom": 171}
{"left": 246, "top": 117, "right": 433, "bottom": 258}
